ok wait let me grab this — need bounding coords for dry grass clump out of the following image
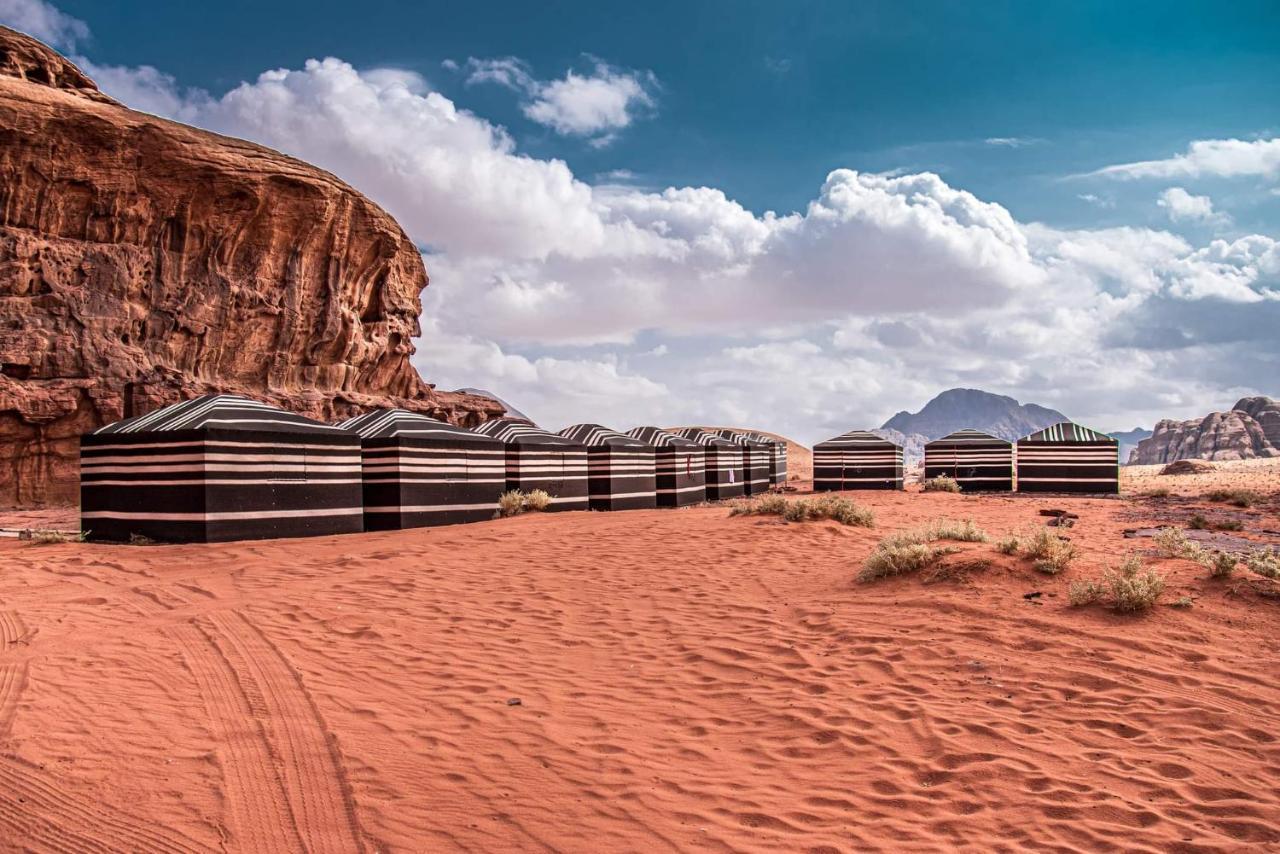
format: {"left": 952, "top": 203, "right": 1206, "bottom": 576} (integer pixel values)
{"left": 921, "top": 475, "right": 961, "bottom": 493}
{"left": 498, "top": 489, "right": 553, "bottom": 517}
{"left": 1246, "top": 551, "right": 1280, "bottom": 580}
{"left": 1143, "top": 486, "right": 1173, "bottom": 499}
{"left": 23, "top": 529, "right": 88, "bottom": 544}
{"left": 1152, "top": 526, "right": 1201, "bottom": 560}
{"left": 994, "top": 533, "right": 1021, "bottom": 555}
{"left": 1022, "top": 528, "right": 1076, "bottom": 575}
{"left": 1070, "top": 555, "right": 1167, "bottom": 612}
{"left": 1205, "top": 488, "right": 1259, "bottom": 508}
{"left": 1202, "top": 551, "right": 1239, "bottom": 579}
{"left": 731, "top": 494, "right": 875, "bottom": 528}
{"left": 857, "top": 518, "right": 985, "bottom": 582}
{"left": 1189, "top": 513, "right": 1244, "bottom": 532}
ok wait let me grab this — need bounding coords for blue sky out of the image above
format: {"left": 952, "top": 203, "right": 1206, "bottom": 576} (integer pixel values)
{"left": 6, "top": 0, "right": 1280, "bottom": 440}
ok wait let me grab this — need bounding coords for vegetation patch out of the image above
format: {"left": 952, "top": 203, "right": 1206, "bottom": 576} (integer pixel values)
{"left": 1204, "top": 488, "right": 1259, "bottom": 508}
{"left": 921, "top": 475, "right": 961, "bottom": 493}
{"left": 1246, "top": 551, "right": 1280, "bottom": 580}
{"left": 731, "top": 494, "right": 875, "bottom": 528}
{"left": 498, "top": 489, "right": 553, "bottom": 517}
{"left": 22, "top": 529, "right": 88, "bottom": 545}
{"left": 1070, "top": 555, "right": 1167, "bottom": 613}
{"left": 857, "top": 518, "right": 987, "bottom": 582}
{"left": 1022, "top": 528, "right": 1077, "bottom": 575}
{"left": 1143, "top": 487, "right": 1172, "bottom": 499}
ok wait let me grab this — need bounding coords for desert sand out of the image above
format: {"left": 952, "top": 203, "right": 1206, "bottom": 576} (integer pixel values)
{"left": 2, "top": 469, "right": 1280, "bottom": 851}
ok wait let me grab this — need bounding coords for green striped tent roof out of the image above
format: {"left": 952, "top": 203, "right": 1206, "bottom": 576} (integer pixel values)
{"left": 1020, "top": 422, "right": 1116, "bottom": 443}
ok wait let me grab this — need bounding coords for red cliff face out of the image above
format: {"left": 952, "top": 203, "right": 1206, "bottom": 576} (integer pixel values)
{"left": 0, "top": 27, "right": 502, "bottom": 506}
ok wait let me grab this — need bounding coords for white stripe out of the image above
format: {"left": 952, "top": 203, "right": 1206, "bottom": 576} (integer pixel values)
{"left": 82, "top": 507, "right": 363, "bottom": 521}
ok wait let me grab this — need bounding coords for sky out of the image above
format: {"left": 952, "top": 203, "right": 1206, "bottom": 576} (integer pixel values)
{"left": 4, "top": 0, "right": 1279, "bottom": 442}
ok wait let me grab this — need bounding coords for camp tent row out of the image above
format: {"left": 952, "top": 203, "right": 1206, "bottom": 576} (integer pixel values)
{"left": 79, "top": 396, "right": 1115, "bottom": 544}
{"left": 816, "top": 423, "right": 1118, "bottom": 494}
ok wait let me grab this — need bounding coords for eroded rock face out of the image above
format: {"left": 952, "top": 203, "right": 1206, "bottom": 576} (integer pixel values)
{"left": 1131, "top": 406, "right": 1280, "bottom": 465}
{"left": 1233, "top": 396, "right": 1280, "bottom": 450}
{"left": 0, "top": 27, "right": 502, "bottom": 506}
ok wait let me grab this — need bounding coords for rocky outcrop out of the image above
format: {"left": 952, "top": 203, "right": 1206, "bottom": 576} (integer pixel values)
{"left": 1233, "top": 396, "right": 1280, "bottom": 449}
{"left": 0, "top": 27, "right": 503, "bottom": 506}
{"left": 1130, "top": 403, "right": 1280, "bottom": 465}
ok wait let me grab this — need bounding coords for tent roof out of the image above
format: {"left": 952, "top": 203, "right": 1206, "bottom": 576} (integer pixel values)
{"left": 1019, "top": 422, "right": 1116, "bottom": 443}
{"left": 93, "top": 394, "right": 348, "bottom": 435}
{"left": 473, "top": 418, "right": 584, "bottom": 447}
{"left": 814, "top": 429, "right": 901, "bottom": 450}
{"left": 338, "top": 408, "right": 499, "bottom": 443}
{"left": 558, "top": 424, "right": 651, "bottom": 448}
{"left": 926, "top": 428, "right": 1012, "bottom": 446}
{"left": 625, "top": 426, "right": 702, "bottom": 448}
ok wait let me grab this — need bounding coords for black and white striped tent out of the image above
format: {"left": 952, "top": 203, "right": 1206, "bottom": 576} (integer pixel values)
{"left": 675, "top": 428, "right": 745, "bottom": 500}
{"left": 624, "top": 427, "right": 707, "bottom": 507}
{"left": 471, "top": 418, "right": 590, "bottom": 511}
{"left": 713, "top": 430, "right": 772, "bottom": 495}
{"left": 813, "top": 430, "right": 904, "bottom": 491}
{"left": 557, "top": 424, "right": 657, "bottom": 511}
{"left": 80, "top": 394, "right": 364, "bottom": 543}
{"left": 1016, "top": 422, "right": 1119, "bottom": 494}
{"left": 742, "top": 432, "right": 789, "bottom": 487}
{"left": 923, "top": 429, "right": 1014, "bottom": 492}
{"left": 338, "top": 409, "right": 506, "bottom": 529}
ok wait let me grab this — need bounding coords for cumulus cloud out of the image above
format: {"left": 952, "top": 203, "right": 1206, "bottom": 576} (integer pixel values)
{"left": 0, "top": 0, "right": 87, "bottom": 50}
{"left": 466, "top": 56, "right": 656, "bottom": 143}
{"left": 1157, "top": 187, "right": 1231, "bottom": 227}
{"left": 1090, "top": 137, "right": 1280, "bottom": 180}
{"left": 34, "top": 16, "right": 1280, "bottom": 438}
{"left": 984, "top": 137, "right": 1042, "bottom": 148}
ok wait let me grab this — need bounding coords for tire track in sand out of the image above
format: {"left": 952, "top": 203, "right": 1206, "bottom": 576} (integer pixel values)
{"left": 171, "top": 609, "right": 363, "bottom": 852}
{"left": 0, "top": 611, "right": 28, "bottom": 739}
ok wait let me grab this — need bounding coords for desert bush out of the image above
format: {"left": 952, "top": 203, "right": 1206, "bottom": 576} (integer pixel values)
{"left": 859, "top": 542, "right": 958, "bottom": 582}
{"left": 1103, "top": 555, "right": 1166, "bottom": 613}
{"left": 498, "top": 490, "right": 527, "bottom": 517}
{"left": 1171, "top": 596, "right": 1194, "bottom": 609}
{"left": 921, "top": 475, "right": 961, "bottom": 493}
{"left": 24, "top": 529, "right": 88, "bottom": 544}
{"left": 1188, "top": 514, "right": 1209, "bottom": 531}
{"left": 1152, "top": 526, "right": 1203, "bottom": 560}
{"left": 732, "top": 494, "right": 874, "bottom": 527}
{"left": 1201, "top": 551, "right": 1239, "bottom": 579}
{"left": 1215, "top": 519, "right": 1244, "bottom": 532}
{"left": 995, "top": 533, "right": 1021, "bottom": 555}
{"left": 1068, "top": 580, "right": 1105, "bottom": 606}
{"left": 524, "top": 489, "right": 552, "bottom": 512}
{"left": 1205, "top": 488, "right": 1258, "bottom": 508}
{"left": 1022, "top": 528, "right": 1076, "bottom": 574}
{"left": 927, "top": 518, "right": 988, "bottom": 542}
{"left": 1245, "top": 551, "right": 1280, "bottom": 580}
{"left": 1144, "top": 486, "right": 1172, "bottom": 499}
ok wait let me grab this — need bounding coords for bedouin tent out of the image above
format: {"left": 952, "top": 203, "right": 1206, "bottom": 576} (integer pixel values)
{"left": 1016, "top": 422, "right": 1119, "bottom": 494}
{"left": 675, "top": 428, "right": 745, "bottom": 500}
{"left": 80, "top": 394, "right": 363, "bottom": 543}
{"left": 624, "top": 427, "right": 707, "bottom": 507}
{"left": 923, "top": 429, "right": 1014, "bottom": 492}
{"left": 557, "top": 424, "right": 657, "bottom": 511}
{"left": 471, "top": 418, "right": 590, "bottom": 510}
{"left": 338, "top": 408, "right": 506, "bottom": 529}
{"left": 712, "top": 430, "right": 772, "bottom": 495}
{"left": 813, "top": 430, "right": 903, "bottom": 491}
{"left": 742, "top": 431, "right": 789, "bottom": 487}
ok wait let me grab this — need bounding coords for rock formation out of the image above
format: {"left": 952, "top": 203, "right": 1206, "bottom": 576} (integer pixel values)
{"left": 1130, "top": 399, "right": 1280, "bottom": 465}
{"left": 1233, "top": 396, "right": 1280, "bottom": 449}
{"left": 0, "top": 27, "right": 503, "bottom": 506}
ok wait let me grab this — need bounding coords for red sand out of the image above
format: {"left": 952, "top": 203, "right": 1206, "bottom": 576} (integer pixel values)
{"left": 2, "top": 486, "right": 1280, "bottom": 851}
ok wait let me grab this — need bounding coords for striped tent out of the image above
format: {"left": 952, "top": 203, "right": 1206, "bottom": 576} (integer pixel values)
{"left": 338, "top": 408, "right": 506, "bottom": 529}
{"left": 813, "top": 430, "right": 903, "bottom": 491}
{"left": 79, "top": 394, "right": 363, "bottom": 543}
{"left": 1016, "top": 422, "right": 1119, "bottom": 494}
{"left": 713, "top": 430, "right": 772, "bottom": 495}
{"left": 742, "top": 432, "right": 789, "bottom": 487}
{"left": 624, "top": 427, "right": 707, "bottom": 507}
{"left": 675, "top": 428, "right": 745, "bottom": 500}
{"left": 557, "top": 424, "right": 657, "bottom": 511}
{"left": 923, "top": 429, "right": 1014, "bottom": 492}
{"left": 471, "top": 418, "right": 590, "bottom": 511}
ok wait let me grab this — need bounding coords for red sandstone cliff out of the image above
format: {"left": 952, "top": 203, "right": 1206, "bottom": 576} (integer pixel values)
{"left": 0, "top": 27, "right": 502, "bottom": 506}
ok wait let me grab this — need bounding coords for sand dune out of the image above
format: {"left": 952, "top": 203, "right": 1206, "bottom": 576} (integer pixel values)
{"left": 1, "top": 483, "right": 1279, "bottom": 851}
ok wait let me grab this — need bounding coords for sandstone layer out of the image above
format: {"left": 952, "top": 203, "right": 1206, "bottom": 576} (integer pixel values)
{"left": 1130, "top": 398, "right": 1280, "bottom": 465}
{"left": 0, "top": 27, "right": 502, "bottom": 506}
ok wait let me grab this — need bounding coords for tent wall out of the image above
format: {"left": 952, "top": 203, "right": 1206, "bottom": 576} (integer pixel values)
{"left": 813, "top": 431, "right": 903, "bottom": 491}
{"left": 358, "top": 437, "right": 505, "bottom": 529}
{"left": 1016, "top": 423, "right": 1119, "bottom": 494}
{"left": 923, "top": 430, "right": 1014, "bottom": 492}
{"left": 676, "top": 429, "right": 744, "bottom": 500}
{"left": 624, "top": 427, "right": 707, "bottom": 507}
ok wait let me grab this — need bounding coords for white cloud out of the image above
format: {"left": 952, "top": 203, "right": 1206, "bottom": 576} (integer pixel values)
{"left": 1076, "top": 193, "right": 1114, "bottom": 209}
{"left": 466, "top": 56, "right": 656, "bottom": 142}
{"left": 1090, "top": 137, "right": 1280, "bottom": 180}
{"left": 55, "top": 32, "right": 1280, "bottom": 441}
{"left": 984, "top": 137, "right": 1042, "bottom": 148}
{"left": 0, "top": 0, "right": 87, "bottom": 50}
{"left": 1157, "top": 187, "right": 1231, "bottom": 227}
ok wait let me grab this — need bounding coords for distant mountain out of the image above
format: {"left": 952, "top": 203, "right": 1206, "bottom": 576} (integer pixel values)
{"left": 1130, "top": 396, "right": 1280, "bottom": 465}
{"left": 877, "top": 389, "right": 1070, "bottom": 463}
{"left": 1109, "top": 428, "right": 1153, "bottom": 465}
{"left": 455, "top": 388, "right": 532, "bottom": 423}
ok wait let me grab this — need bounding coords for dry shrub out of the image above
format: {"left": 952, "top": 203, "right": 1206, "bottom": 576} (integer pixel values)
{"left": 498, "top": 490, "right": 527, "bottom": 517}
{"left": 1144, "top": 486, "right": 1172, "bottom": 499}
{"left": 921, "top": 557, "right": 991, "bottom": 583}
{"left": 1171, "top": 596, "right": 1194, "bottom": 609}
{"left": 927, "top": 518, "right": 989, "bottom": 543}
{"left": 24, "top": 529, "right": 87, "bottom": 544}
{"left": 1188, "top": 514, "right": 1209, "bottom": 531}
{"left": 524, "top": 489, "right": 552, "bottom": 512}
{"left": 1023, "top": 528, "right": 1076, "bottom": 574}
{"left": 1069, "top": 580, "right": 1105, "bottom": 607}
{"left": 1152, "top": 526, "right": 1201, "bottom": 560}
{"left": 857, "top": 518, "right": 983, "bottom": 583}
{"left": 995, "top": 533, "right": 1021, "bottom": 555}
{"left": 1246, "top": 551, "right": 1280, "bottom": 580}
{"left": 1205, "top": 488, "right": 1258, "bottom": 508}
{"left": 733, "top": 494, "right": 874, "bottom": 528}
{"left": 1201, "top": 551, "right": 1239, "bottom": 579}
{"left": 1215, "top": 519, "right": 1244, "bottom": 532}
{"left": 1103, "top": 555, "right": 1166, "bottom": 612}
{"left": 921, "top": 475, "right": 961, "bottom": 493}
